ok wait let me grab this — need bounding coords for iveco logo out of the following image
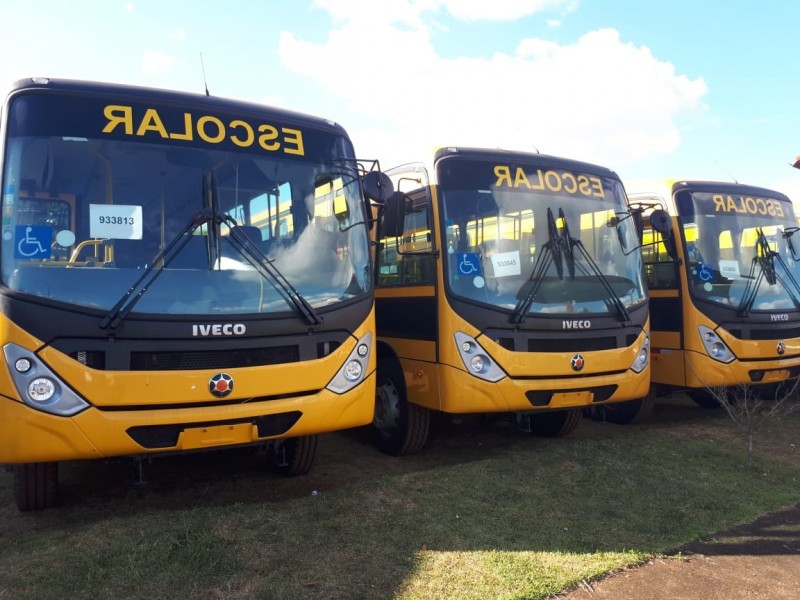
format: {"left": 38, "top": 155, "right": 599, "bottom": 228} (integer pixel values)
{"left": 771, "top": 314, "right": 790, "bottom": 322}
{"left": 563, "top": 320, "right": 591, "bottom": 330}
{"left": 570, "top": 354, "right": 585, "bottom": 372}
{"left": 209, "top": 373, "right": 234, "bottom": 397}
{"left": 777, "top": 341, "right": 786, "bottom": 355}
{"left": 192, "top": 323, "right": 247, "bottom": 337}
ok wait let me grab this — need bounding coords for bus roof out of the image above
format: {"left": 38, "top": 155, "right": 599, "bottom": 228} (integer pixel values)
{"left": 625, "top": 178, "right": 793, "bottom": 214}
{"left": 432, "top": 146, "right": 621, "bottom": 181}
{"left": 5, "top": 77, "right": 349, "bottom": 136}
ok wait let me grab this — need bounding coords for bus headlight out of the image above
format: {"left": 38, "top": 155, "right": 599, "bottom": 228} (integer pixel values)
{"left": 698, "top": 325, "right": 735, "bottom": 363}
{"left": 455, "top": 332, "right": 506, "bottom": 382}
{"left": 630, "top": 335, "right": 649, "bottom": 373}
{"left": 28, "top": 378, "right": 56, "bottom": 403}
{"left": 327, "top": 332, "right": 373, "bottom": 394}
{"left": 343, "top": 359, "right": 363, "bottom": 381}
{"left": 3, "top": 343, "right": 90, "bottom": 416}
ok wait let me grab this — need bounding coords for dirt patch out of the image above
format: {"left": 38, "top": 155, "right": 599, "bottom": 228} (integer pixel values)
{"left": 555, "top": 503, "right": 800, "bottom": 600}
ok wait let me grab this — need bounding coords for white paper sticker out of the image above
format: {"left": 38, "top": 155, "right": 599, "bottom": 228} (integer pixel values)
{"left": 718, "top": 259, "right": 741, "bottom": 280}
{"left": 490, "top": 250, "right": 522, "bottom": 277}
{"left": 89, "top": 204, "right": 143, "bottom": 240}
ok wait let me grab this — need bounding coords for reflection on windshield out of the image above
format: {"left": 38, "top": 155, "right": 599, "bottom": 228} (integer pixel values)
{"left": 679, "top": 191, "right": 800, "bottom": 312}
{"left": 441, "top": 172, "right": 646, "bottom": 316}
{"left": 2, "top": 134, "right": 370, "bottom": 316}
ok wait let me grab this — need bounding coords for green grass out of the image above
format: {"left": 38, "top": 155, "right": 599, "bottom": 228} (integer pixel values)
{"left": 0, "top": 402, "right": 798, "bottom": 599}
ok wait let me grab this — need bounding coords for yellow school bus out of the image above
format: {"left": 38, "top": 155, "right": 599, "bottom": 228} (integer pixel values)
{"left": 630, "top": 179, "right": 800, "bottom": 406}
{"left": 371, "top": 147, "right": 653, "bottom": 454}
{"left": 0, "top": 77, "right": 390, "bottom": 509}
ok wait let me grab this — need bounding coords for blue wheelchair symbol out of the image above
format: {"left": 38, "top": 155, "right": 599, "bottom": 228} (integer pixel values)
{"left": 15, "top": 226, "right": 51, "bottom": 259}
{"left": 696, "top": 262, "right": 713, "bottom": 282}
{"left": 458, "top": 253, "right": 481, "bottom": 275}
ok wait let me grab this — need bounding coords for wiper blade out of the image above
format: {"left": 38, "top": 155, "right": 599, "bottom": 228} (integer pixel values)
{"left": 739, "top": 228, "right": 800, "bottom": 316}
{"left": 511, "top": 207, "right": 563, "bottom": 324}
{"left": 559, "top": 209, "right": 630, "bottom": 322}
{"left": 223, "top": 218, "right": 323, "bottom": 326}
{"left": 100, "top": 209, "right": 216, "bottom": 329}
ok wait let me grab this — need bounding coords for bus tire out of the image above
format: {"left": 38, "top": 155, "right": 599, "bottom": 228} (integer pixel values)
{"left": 688, "top": 389, "right": 722, "bottom": 409}
{"left": 373, "top": 358, "right": 430, "bottom": 456}
{"left": 530, "top": 408, "right": 581, "bottom": 437}
{"left": 271, "top": 435, "right": 318, "bottom": 477}
{"left": 14, "top": 462, "right": 59, "bottom": 511}
{"left": 590, "top": 389, "right": 656, "bottom": 425}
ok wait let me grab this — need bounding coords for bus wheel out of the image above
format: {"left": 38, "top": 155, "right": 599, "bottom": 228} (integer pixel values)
{"left": 373, "top": 358, "right": 430, "bottom": 456}
{"left": 14, "top": 462, "right": 59, "bottom": 511}
{"left": 590, "top": 389, "right": 656, "bottom": 425}
{"left": 688, "top": 389, "right": 722, "bottom": 409}
{"left": 271, "top": 435, "right": 318, "bottom": 477}
{"left": 530, "top": 408, "right": 581, "bottom": 437}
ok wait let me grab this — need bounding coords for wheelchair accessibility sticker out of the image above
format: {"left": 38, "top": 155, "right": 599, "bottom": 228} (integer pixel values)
{"left": 457, "top": 253, "right": 481, "bottom": 275}
{"left": 15, "top": 226, "right": 51, "bottom": 259}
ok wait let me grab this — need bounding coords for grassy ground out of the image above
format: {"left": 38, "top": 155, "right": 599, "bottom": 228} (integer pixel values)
{"left": 0, "top": 396, "right": 798, "bottom": 600}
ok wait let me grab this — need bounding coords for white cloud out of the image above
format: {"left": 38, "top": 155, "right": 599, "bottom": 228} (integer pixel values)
{"left": 280, "top": 5, "right": 707, "bottom": 171}
{"left": 169, "top": 28, "right": 187, "bottom": 43}
{"left": 140, "top": 50, "right": 177, "bottom": 76}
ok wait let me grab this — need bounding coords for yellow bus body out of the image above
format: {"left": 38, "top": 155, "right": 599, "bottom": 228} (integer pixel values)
{"left": 633, "top": 178, "right": 800, "bottom": 395}
{"left": 0, "top": 311, "right": 375, "bottom": 463}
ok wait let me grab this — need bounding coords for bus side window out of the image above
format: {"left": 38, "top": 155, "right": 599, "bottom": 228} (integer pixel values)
{"left": 377, "top": 190, "right": 435, "bottom": 286}
{"left": 642, "top": 225, "right": 677, "bottom": 288}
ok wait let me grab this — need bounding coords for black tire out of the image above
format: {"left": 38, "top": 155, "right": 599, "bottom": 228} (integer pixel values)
{"left": 14, "top": 462, "right": 59, "bottom": 511}
{"left": 271, "top": 435, "right": 318, "bottom": 477}
{"left": 373, "top": 358, "right": 430, "bottom": 455}
{"left": 590, "top": 389, "right": 656, "bottom": 425}
{"left": 529, "top": 408, "right": 582, "bottom": 437}
{"left": 688, "top": 389, "right": 722, "bottom": 409}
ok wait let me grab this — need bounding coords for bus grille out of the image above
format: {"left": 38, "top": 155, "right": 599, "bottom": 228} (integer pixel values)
{"left": 129, "top": 346, "right": 300, "bottom": 371}
{"left": 494, "top": 334, "right": 637, "bottom": 352}
{"left": 727, "top": 327, "right": 800, "bottom": 341}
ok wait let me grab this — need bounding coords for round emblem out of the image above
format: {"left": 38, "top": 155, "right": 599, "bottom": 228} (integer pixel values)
{"left": 570, "top": 354, "right": 585, "bottom": 372}
{"left": 777, "top": 341, "right": 786, "bottom": 356}
{"left": 209, "top": 372, "right": 234, "bottom": 397}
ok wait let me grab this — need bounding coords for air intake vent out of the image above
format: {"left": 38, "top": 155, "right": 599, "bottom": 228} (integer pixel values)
{"left": 130, "top": 346, "right": 299, "bottom": 371}
{"left": 69, "top": 350, "right": 106, "bottom": 370}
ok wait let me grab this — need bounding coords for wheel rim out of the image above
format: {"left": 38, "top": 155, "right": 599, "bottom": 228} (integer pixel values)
{"left": 374, "top": 378, "right": 401, "bottom": 433}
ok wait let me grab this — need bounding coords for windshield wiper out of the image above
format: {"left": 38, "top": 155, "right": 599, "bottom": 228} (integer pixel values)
{"left": 223, "top": 217, "right": 322, "bottom": 326}
{"left": 559, "top": 209, "right": 630, "bottom": 322}
{"left": 511, "top": 207, "right": 564, "bottom": 324}
{"left": 739, "top": 228, "right": 800, "bottom": 316}
{"left": 100, "top": 209, "right": 218, "bottom": 329}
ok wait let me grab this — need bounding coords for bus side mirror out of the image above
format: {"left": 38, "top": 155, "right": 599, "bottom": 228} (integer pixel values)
{"left": 650, "top": 209, "right": 672, "bottom": 239}
{"left": 362, "top": 171, "right": 394, "bottom": 204}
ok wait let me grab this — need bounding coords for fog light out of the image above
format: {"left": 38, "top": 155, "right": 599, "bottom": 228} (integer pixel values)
{"left": 28, "top": 377, "right": 56, "bottom": 402}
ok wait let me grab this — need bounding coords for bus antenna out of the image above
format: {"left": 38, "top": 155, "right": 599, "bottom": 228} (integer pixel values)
{"left": 715, "top": 160, "right": 738, "bottom": 183}
{"left": 200, "top": 53, "right": 210, "bottom": 96}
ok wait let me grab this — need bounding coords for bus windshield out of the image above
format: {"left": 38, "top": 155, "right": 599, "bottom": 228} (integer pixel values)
{"left": 439, "top": 158, "right": 646, "bottom": 316}
{"left": 676, "top": 190, "right": 800, "bottom": 311}
{"left": 1, "top": 90, "right": 371, "bottom": 316}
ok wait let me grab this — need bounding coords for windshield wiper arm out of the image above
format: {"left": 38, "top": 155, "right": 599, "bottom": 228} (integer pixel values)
{"left": 558, "top": 208, "right": 630, "bottom": 322}
{"left": 740, "top": 228, "right": 800, "bottom": 316}
{"left": 100, "top": 209, "right": 217, "bottom": 329}
{"left": 511, "top": 207, "right": 563, "bottom": 324}
{"left": 223, "top": 218, "right": 322, "bottom": 326}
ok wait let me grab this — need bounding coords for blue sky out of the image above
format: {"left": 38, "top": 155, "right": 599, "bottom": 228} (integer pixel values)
{"left": 3, "top": 0, "right": 800, "bottom": 202}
